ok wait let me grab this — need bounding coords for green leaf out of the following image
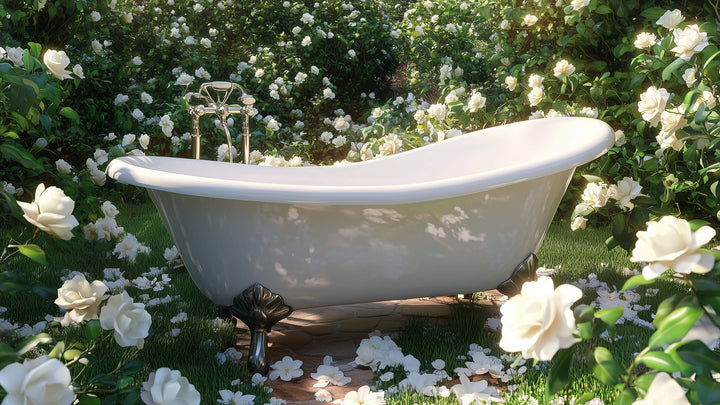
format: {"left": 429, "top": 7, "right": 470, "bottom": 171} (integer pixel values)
{"left": 595, "top": 5, "right": 612, "bottom": 14}
{"left": 697, "top": 373, "right": 720, "bottom": 404}
{"left": 63, "top": 348, "right": 83, "bottom": 361}
{"left": 676, "top": 340, "right": 720, "bottom": 375}
{"left": 582, "top": 174, "right": 604, "bottom": 183}
{"left": 653, "top": 295, "right": 683, "bottom": 328}
{"left": 0, "top": 342, "right": 18, "bottom": 368}
{"left": 636, "top": 351, "right": 680, "bottom": 372}
{"left": 574, "top": 393, "right": 597, "bottom": 405}
{"left": 662, "top": 58, "right": 686, "bottom": 81}
{"left": 123, "top": 360, "right": 144, "bottom": 376}
{"left": 0, "top": 187, "right": 23, "bottom": 218}
{"left": 595, "top": 306, "right": 624, "bottom": 326}
{"left": 77, "top": 395, "right": 101, "bottom": 405}
{"left": 85, "top": 319, "right": 101, "bottom": 341}
{"left": 649, "top": 302, "right": 703, "bottom": 348}
{"left": 124, "top": 389, "right": 143, "bottom": 405}
{"left": 593, "top": 347, "right": 622, "bottom": 385}
{"left": 28, "top": 42, "right": 42, "bottom": 58}
{"left": 544, "top": 347, "right": 574, "bottom": 401}
{"left": 0, "top": 142, "right": 45, "bottom": 171}
{"left": 48, "top": 341, "right": 65, "bottom": 359}
{"left": 614, "top": 389, "right": 637, "bottom": 405}
{"left": 665, "top": 342, "right": 698, "bottom": 376}
{"left": 18, "top": 244, "right": 48, "bottom": 266}
{"left": 16, "top": 333, "right": 52, "bottom": 355}
{"left": 116, "top": 376, "right": 134, "bottom": 390}
{"left": 59, "top": 107, "right": 81, "bottom": 124}
{"left": 688, "top": 219, "right": 711, "bottom": 231}
{"left": 572, "top": 203, "right": 593, "bottom": 219}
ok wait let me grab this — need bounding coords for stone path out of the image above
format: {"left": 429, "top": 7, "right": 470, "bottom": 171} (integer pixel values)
{"left": 235, "top": 291, "right": 508, "bottom": 404}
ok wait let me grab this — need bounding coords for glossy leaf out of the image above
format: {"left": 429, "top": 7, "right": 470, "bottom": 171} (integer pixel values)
{"left": 85, "top": 319, "right": 101, "bottom": 341}
{"left": 636, "top": 351, "right": 679, "bottom": 373}
{"left": 653, "top": 295, "right": 683, "bottom": 328}
{"left": 544, "top": 347, "right": 574, "bottom": 401}
{"left": 16, "top": 333, "right": 52, "bottom": 355}
{"left": 595, "top": 306, "right": 625, "bottom": 326}
{"left": 18, "top": 244, "right": 48, "bottom": 266}
{"left": 662, "top": 58, "right": 685, "bottom": 81}
{"left": 614, "top": 389, "right": 637, "bottom": 405}
{"left": 0, "top": 142, "right": 44, "bottom": 171}
{"left": 621, "top": 274, "right": 655, "bottom": 291}
{"left": 676, "top": 340, "right": 720, "bottom": 375}
{"left": 649, "top": 302, "right": 703, "bottom": 348}
{"left": 59, "top": 107, "right": 81, "bottom": 124}
{"left": 593, "top": 347, "right": 622, "bottom": 385}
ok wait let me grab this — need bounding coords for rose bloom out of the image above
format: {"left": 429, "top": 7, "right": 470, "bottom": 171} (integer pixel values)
{"left": 467, "top": 92, "right": 486, "bottom": 112}
{"left": 632, "top": 372, "right": 690, "bottom": 405}
{"left": 553, "top": 59, "right": 575, "bottom": 80}
{"left": 527, "top": 87, "right": 544, "bottom": 106}
{"left": 523, "top": 14, "right": 538, "bottom": 26}
{"left": 659, "top": 106, "right": 687, "bottom": 138}
{"left": 682, "top": 67, "right": 697, "bottom": 87}
{"left": 505, "top": 76, "right": 517, "bottom": 91}
{"left": 631, "top": 216, "right": 716, "bottom": 280}
{"left": 139, "top": 133, "right": 150, "bottom": 149}
{"left": 427, "top": 103, "right": 447, "bottom": 122}
{"left": 581, "top": 182, "right": 609, "bottom": 208}
{"left": 633, "top": 32, "right": 657, "bottom": 49}
{"left": 570, "top": 0, "right": 590, "bottom": 11}
{"left": 656, "top": 9, "right": 684, "bottom": 30}
{"left": 90, "top": 10, "right": 101, "bottom": 21}
{"left": 499, "top": 276, "right": 582, "bottom": 360}
{"left": 101, "top": 200, "right": 119, "bottom": 218}
{"left": 570, "top": 216, "right": 587, "bottom": 231}
{"left": 99, "top": 291, "right": 152, "bottom": 349}
{"left": 527, "top": 73, "right": 544, "bottom": 89}
{"left": 614, "top": 129, "right": 626, "bottom": 147}
{"left": 671, "top": 24, "right": 709, "bottom": 60}
{"left": 200, "top": 38, "right": 211, "bottom": 49}
{"left": 141, "top": 368, "right": 201, "bottom": 405}
{"left": 55, "top": 274, "right": 108, "bottom": 325}
{"left": 55, "top": 159, "right": 72, "bottom": 174}
{"left": 0, "top": 356, "right": 75, "bottom": 405}
{"left": 72, "top": 64, "right": 84, "bottom": 79}
{"left": 43, "top": 49, "right": 73, "bottom": 80}
{"left": 656, "top": 130, "right": 684, "bottom": 152}
{"left": 608, "top": 177, "right": 642, "bottom": 209}
{"left": 301, "top": 35, "right": 312, "bottom": 46}
{"left": 17, "top": 183, "right": 79, "bottom": 240}
{"left": 637, "top": 86, "right": 670, "bottom": 127}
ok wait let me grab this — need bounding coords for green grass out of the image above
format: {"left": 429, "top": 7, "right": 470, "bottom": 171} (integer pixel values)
{"left": 0, "top": 204, "right": 687, "bottom": 404}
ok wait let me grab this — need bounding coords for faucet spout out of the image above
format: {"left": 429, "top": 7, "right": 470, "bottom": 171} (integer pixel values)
{"left": 185, "top": 82, "right": 256, "bottom": 163}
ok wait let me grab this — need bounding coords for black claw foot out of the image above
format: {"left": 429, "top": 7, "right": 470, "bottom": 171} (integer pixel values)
{"left": 496, "top": 253, "right": 538, "bottom": 296}
{"left": 230, "top": 283, "right": 293, "bottom": 375}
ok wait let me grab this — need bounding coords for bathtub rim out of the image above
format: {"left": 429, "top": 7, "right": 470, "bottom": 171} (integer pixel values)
{"left": 106, "top": 117, "right": 614, "bottom": 205}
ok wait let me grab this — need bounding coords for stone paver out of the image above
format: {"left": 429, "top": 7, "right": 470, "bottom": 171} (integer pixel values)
{"left": 234, "top": 292, "right": 506, "bottom": 404}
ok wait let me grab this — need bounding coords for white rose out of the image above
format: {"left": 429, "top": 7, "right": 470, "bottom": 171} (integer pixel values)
{"left": 671, "top": 25, "right": 709, "bottom": 60}
{"left": 656, "top": 9, "right": 685, "bottom": 30}
{"left": 72, "top": 64, "right": 84, "bottom": 79}
{"left": 101, "top": 200, "right": 119, "bottom": 218}
{"left": 467, "top": 92, "right": 486, "bottom": 112}
{"left": 99, "top": 291, "right": 152, "bottom": 349}
{"left": 43, "top": 50, "right": 73, "bottom": 80}
{"left": 0, "top": 356, "right": 75, "bottom": 405}
{"left": 55, "top": 159, "right": 72, "bottom": 174}
{"left": 580, "top": 182, "right": 609, "bottom": 208}
{"left": 632, "top": 372, "right": 690, "bottom": 405}
{"left": 608, "top": 177, "right": 642, "bottom": 209}
{"left": 633, "top": 32, "right": 657, "bottom": 49}
{"left": 141, "top": 368, "right": 201, "bottom": 405}
{"left": 614, "top": 130, "right": 626, "bottom": 147}
{"left": 637, "top": 86, "right": 670, "bottom": 127}
{"left": 527, "top": 87, "right": 544, "bottom": 107}
{"left": 91, "top": 39, "right": 103, "bottom": 55}
{"left": 505, "top": 76, "right": 517, "bottom": 91}
{"left": 570, "top": 0, "right": 590, "bottom": 11}
{"left": 266, "top": 118, "right": 281, "bottom": 132}
{"left": 553, "top": 59, "right": 575, "bottom": 80}
{"left": 682, "top": 68, "right": 696, "bottom": 87}
{"left": 139, "top": 134, "right": 150, "bottom": 150}
{"left": 17, "top": 184, "right": 79, "bottom": 240}
{"left": 90, "top": 11, "right": 101, "bottom": 22}
{"left": 658, "top": 107, "right": 687, "bottom": 139}
{"left": 523, "top": 14, "right": 538, "bottom": 26}
{"left": 527, "top": 73, "right": 544, "bottom": 89}
{"left": 570, "top": 216, "right": 587, "bottom": 231}
{"left": 499, "top": 276, "right": 581, "bottom": 360}
{"left": 631, "top": 216, "right": 716, "bottom": 280}
{"left": 427, "top": 103, "right": 447, "bottom": 122}
{"left": 55, "top": 274, "right": 108, "bottom": 325}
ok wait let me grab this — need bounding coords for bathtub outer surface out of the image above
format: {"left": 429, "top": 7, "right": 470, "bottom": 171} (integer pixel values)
{"left": 108, "top": 117, "right": 615, "bottom": 309}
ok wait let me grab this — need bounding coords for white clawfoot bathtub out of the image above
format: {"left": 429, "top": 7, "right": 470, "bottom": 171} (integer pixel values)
{"left": 108, "top": 117, "right": 613, "bottom": 309}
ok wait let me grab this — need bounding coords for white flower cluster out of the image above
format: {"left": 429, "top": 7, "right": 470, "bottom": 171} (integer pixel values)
{"left": 84, "top": 201, "right": 124, "bottom": 241}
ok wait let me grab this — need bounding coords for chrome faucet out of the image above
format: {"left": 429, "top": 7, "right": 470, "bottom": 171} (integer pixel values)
{"left": 186, "top": 81, "right": 256, "bottom": 164}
